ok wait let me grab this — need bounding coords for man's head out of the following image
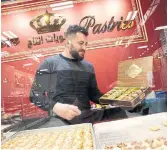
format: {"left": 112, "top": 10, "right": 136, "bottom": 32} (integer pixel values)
{"left": 64, "top": 25, "right": 88, "bottom": 61}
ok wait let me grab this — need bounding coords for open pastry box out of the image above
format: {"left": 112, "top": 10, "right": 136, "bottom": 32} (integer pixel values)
{"left": 100, "top": 56, "right": 153, "bottom": 108}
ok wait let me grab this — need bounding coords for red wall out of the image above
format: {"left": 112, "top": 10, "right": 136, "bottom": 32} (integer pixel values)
{"left": 1, "top": 0, "right": 167, "bottom": 117}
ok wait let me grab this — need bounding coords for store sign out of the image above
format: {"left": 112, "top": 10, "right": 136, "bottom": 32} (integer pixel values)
{"left": 28, "top": 14, "right": 135, "bottom": 48}
{"left": 1, "top": 0, "right": 148, "bottom": 62}
{"left": 79, "top": 16, "right": 134, "bottom": 34}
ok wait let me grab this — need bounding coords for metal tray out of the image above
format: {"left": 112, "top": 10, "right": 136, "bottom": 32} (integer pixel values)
{"left": 93, "top": 112, "right": 167, "bottom": 149}
{"left": 99, "top": 87, "right": 151, "bottom": 108}
{"left": 1, "top": 123, "right": 97, "bottom": 150}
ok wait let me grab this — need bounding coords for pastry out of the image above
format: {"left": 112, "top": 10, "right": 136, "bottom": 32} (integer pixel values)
{"left": 135, "top": 90, "right": 143, "bottom": 95}
{"left": 104, "top": 136, "right": 167, "bottom": 150}
{"left": 131, "top": 93, "right": 138, "bottom": 98}
{"left": 140, "top": 86, "right": 147, "bottom": 91}
{"left": 117, "top": 142, "right": 127, "bottom": 148}
{"left": 1, "top": 125, "right": 93, "bottom": 150}
{"left": 162, "top": 121, "right": 167, "bottom": 127}
{"left": 149, "top": 126, "right": 160, "bottom": 131}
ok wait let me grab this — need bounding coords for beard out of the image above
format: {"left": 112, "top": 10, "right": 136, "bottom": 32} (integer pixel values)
{"left": 70, "top": 45, "right": 85, "bottom": 61}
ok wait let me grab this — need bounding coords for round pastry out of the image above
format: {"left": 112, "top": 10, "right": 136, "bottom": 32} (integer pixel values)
{"left": 105, "top": 145, "right": 114, "bottom": 149}
{"left": 113, "top": 87, "right": 119, "bottom": 90}
{"left": 135, "top": 90, "right": 143, "bottom": 95}
{"left": 117, "top": 142, "right": 127, "bottom": 148}
{"left": 164, "top": 141, "right": 167, "bottom": 146}
{"left": 149, "top": 126, "right": 160, "bottom": 131}
{"left": 131, "top": 93, "right": 138, "bottom": 98}
{"left": 123, "top": 96, "right": 130, "bottom": 101}
{"left": 127, "top": 96, "right": 134, "bottom": 101}
{"left": 162, "top": 121, "right": 167, "bottom": 127}
{"left": 140, "top": 86, "right": 147, "bottom": 91}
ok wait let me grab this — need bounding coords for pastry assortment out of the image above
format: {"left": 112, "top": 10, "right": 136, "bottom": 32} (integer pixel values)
{"left": 105, "top": 136, "right": 167, "bottom": 150}
{"left": 149, "top": 126, "right": 161, "bottom": 131}
{"left": 1, "top": 125, "right": 94, "bottom": 150}
{"left": 148, "top": 121, "right": 167, "bottom": 131}
{"left": 100, "top": 86, "right": 147, "bottom": 102}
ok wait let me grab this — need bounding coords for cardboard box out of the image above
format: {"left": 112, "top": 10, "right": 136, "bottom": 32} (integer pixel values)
{"left": 100, "top": 56, "right": 153, "bottom": 108}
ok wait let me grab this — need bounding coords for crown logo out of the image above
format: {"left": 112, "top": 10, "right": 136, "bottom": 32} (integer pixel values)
{"left": 30, "top": 10, "right": 66, "bottom": 34}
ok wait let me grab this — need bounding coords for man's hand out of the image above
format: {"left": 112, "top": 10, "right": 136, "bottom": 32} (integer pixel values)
{"left": 53, "top": 103, "right": 81, "bottom": 120}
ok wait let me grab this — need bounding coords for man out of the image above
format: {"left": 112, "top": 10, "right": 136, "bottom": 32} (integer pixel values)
{"left": 30, "top": 25, "right": 127, "bottom": 126}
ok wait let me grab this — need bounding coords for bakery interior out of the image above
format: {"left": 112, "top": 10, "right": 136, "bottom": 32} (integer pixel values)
{"left": 1, "top": 0, "right": 167, "bottom": 149}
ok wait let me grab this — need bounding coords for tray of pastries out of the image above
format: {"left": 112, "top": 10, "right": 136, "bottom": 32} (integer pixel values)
{"left": 93, "top": 113, "right": 167, "bottom": 150}
{"left": 99, "top": 86, "right": 151, "bottom": 107}
{"left": 1, "top": 123, "right": 96, "bottom": 150}
{"left": 104, "top": 136, "right": 167, "bottom": 150}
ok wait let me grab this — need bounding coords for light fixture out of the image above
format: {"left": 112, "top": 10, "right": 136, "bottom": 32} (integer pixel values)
{"left": 52, "top": 5, "right": 73, "bottom": 11}
{"left": 137, "top": 45, "right": 148, "bottom": 49}
{"left": 50, "top": 1, "right": 73, "bottom": 7}
{"left": 1, "top": 35, "right": 7, "bottom": 41}
{"left": 3, "top": 31, "right": 13, "bottom": 39}
{"left": 7, "top": 31, "right": 18, "bottom": 38}
{"left": 44, "top": 15, "right": 49, "bottom": 22}
{"left": 155, "top": 26, "right": 167, "bottom": 30}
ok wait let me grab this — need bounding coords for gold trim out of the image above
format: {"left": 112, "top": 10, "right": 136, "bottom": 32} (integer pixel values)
{"left": 131, "top": 0, "right": 141, "bottom": 36}
{"left": 1, "top": 39, "right": 148, "bottom": 63}
{"left": 2, "top": 5, "right": 50, "bottom": 15}
{"left": 2, "top": 0, "right": 65, "bottom": 10}
{"left": 136, "top": 0, "right": 148, "bottom": 42}
{"left": 2, "top": 39, "right": 148, "bottom": 63}
{"left": 2, "top": 0, "right": 93, "bottom": 10}
{"left": 2, "top": 0, "right": 94, "bottom": 15}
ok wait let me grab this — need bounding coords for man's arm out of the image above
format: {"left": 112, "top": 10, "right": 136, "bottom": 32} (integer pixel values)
{"left": 29, "top": 59, "right": 81, "bottom": 120}
{"left": 88, "top": 65, "right": 103, "bottom": 104}
{"left": 29, "top": 60, "right": 56, "bottom": 111}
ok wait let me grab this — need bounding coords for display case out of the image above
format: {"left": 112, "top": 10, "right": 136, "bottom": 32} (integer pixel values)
{"left": 1, "top": 113, "right": 167, "bottom": 150}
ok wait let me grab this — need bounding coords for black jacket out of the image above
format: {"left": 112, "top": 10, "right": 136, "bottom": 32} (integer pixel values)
{"left": 29, "top": 54, "right": 103, "bottom": 111}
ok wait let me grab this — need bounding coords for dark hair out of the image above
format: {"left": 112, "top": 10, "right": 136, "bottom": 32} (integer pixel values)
{"left": 65, "top": 25, "right": 88, "bottom": 37}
